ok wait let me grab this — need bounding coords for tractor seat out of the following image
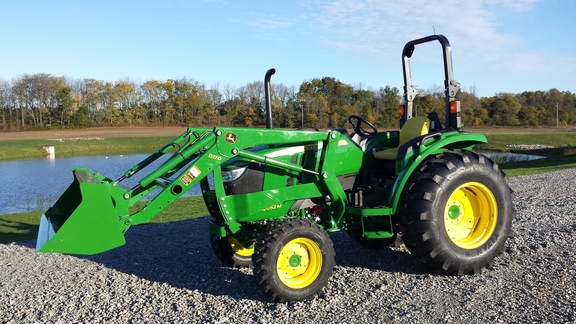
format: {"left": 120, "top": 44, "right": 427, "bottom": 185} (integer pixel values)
{"left": 374, "top": 116, "right": 430, "bottom": 160}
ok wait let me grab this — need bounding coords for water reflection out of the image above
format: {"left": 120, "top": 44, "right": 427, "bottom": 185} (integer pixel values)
{"left": 0, "top": 154, "right": 208, "bottom": 214}
{"left": 482, "top": 152, "right": 546, "bottom": 162}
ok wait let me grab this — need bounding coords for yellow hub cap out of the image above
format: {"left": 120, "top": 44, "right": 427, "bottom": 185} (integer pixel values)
{"left": 277, "top": 238, "right": 322, "bottom": 289}
{"left": 444, "top": 182, "right": 498, "bottom": 249}
{"left": 228, "top": 236, "right": 254, "bottom": 257}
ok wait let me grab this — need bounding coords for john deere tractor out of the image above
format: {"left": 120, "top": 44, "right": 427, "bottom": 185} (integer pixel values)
{"left": 37, "top": 35, "right": 514, "bottom": 302}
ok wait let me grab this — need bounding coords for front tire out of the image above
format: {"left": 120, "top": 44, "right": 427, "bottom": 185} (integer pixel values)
{"left": 252, "top": 218, "right": 335, "bottom": 302}
{"left": 210, "top": 234, "right": 254, "bottom": 268}
{"left": 399, "top": 151, "right": 514, "bottom": 275}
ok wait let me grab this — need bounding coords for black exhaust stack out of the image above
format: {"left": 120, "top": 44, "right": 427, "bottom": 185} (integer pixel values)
{"left": 265, "top": 68, "right": 275, "bottom": 129}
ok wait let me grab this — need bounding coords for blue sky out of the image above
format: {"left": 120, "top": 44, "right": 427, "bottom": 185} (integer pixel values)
{"left": 1, "top": 0, "right": 574, "bottom": 98}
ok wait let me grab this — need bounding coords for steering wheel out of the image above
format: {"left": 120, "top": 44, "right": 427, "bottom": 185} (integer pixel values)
{"left": 347, "top": 115, "right": 378, "bottom": 137}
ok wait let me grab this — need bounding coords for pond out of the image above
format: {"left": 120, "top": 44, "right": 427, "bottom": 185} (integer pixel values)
{"left": 481, "top": 152, "right": 546, "bottom": 163}
{"left": 0, "top": 154, "right": 209, "bottom": 214}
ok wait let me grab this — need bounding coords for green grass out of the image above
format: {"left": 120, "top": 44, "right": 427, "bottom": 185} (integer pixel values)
{"left": 498, "top": 153, "right": 576, "bottom": 177}
{"left": 0, "top": 196, "right": 208, "bottom": 244}
{"left": 137, "top": 195, "right": 208, "bottom": 224}
{"left": 474, "top": 130, "right": 576, "bottom": 152}
{"left": 0, "top": 210, "right": 41, "bottom": 244}
{"left": 0, "top": 137, "right": 176, "bottom": 161}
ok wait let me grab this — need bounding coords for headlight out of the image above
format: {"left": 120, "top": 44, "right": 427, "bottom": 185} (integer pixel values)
{"left": 222, "top": 166, "right": 248, "bottom": 183}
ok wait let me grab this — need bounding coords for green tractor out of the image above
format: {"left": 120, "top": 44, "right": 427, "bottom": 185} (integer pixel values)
{"left": 37, "top": 35, "right": 514, "bottom": 302}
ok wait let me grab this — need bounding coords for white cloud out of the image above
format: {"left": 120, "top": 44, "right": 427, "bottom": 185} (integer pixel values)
{"left": 240, "top": 0, "right": 574, "bottom": 91}
{"left": 485, "top": 0, "right": 537, "bottom": 11}
{"left": 305, "top": 0, "right": 572, "bottom": 79}
{"left": 311, "top": 0, "right": 520, "bottom": 63}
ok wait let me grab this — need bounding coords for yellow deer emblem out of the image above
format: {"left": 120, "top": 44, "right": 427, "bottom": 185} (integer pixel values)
{"left": 225, "top": 132, "right": 237, "bottom": 144}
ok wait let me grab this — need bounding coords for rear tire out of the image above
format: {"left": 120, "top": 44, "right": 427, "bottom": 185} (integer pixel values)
{"left": 210, "top": 234, "right": 254, "bottom": 268}
{"left": 399, "top": 151, "right": 514, "bottom": 275}
{"left": 252, "top": 218, "right": 335, "bottom": 302}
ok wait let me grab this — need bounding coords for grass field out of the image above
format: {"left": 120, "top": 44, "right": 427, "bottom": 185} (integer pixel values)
{"left": 472, "top": 128, "right": 576, "bottom": 176}
{"left": 0, "top": 126, "right": 186, "bottom": 160}
{"left": 2, "top": 126, "right": 575, "bottom": 244}
{"left": 474, "top": 128, "right": 576, "bottom": 152}
{"left": 0, "top": 136, "right": 181, "bottom": 160}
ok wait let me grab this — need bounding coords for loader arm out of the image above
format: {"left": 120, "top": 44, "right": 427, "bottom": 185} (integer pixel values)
{"left": 129, "top": 127, "right": 333, "bottom": 225}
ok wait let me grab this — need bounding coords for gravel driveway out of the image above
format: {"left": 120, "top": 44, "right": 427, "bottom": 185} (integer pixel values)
{"left": 1, "top": 168, "right": 575, "bottom": 323}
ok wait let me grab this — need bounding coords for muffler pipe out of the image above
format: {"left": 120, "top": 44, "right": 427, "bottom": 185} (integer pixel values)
{"left": 265, "top": 68, "right": 275, "bottom": 129}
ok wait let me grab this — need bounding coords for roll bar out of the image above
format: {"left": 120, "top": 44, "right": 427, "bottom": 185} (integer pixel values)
{"left": 401, "top": 35, "right": 461, "bottom": 130}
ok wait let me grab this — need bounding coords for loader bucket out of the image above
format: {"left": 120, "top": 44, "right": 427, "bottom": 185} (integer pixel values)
{"left": 36, "top": 169, "right": 129, "bottom": 255}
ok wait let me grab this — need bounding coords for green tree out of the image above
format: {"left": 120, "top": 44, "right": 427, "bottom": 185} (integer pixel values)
{"left": 457, "top": 90, "right": 481, "bottom": 126}
{"left": 413, "top": 92, "right": 444, "bottom": 119}
{"left": 518, "top": 106, "right": 539, "bottom": 126}
{"left": 482, "top": 93, "right": 521, "bottom": 126}
{"left": 352, "top": 89, "right": 376, "bottom": 125}
{"left": 70, "top": 105, "right": 93, "bottom": 127}
{"left": 114, "top": 80, "right": 138, "bottom": 125}
{"left": 139, "top": 80, "right": 166, "bottom": 125}
{"left": 297, "top": 77, "right": 355, "bottom": 128}
{"left": 374, "top": 86, "right": 400, "bottom": 128}
{"left": 53, "top": 86, "right": 73, "bottom": 126}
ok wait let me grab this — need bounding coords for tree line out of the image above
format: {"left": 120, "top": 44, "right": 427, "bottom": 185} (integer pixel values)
{"left": 1, "top": 73, "right": 575, "bottom": 132}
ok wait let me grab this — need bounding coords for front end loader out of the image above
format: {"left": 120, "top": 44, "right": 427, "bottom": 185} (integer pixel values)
{"left": 37, "top": 35, "right": 514, "bottom": 302}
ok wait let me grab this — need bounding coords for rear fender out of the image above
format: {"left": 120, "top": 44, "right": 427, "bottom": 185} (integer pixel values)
{"left": 389, "top": 132, "right": 487, "bottom": 213}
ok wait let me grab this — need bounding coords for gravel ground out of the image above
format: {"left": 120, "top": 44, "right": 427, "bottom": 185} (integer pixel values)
{"left": 1, "top": 168, "right": 576, "bottom": 323}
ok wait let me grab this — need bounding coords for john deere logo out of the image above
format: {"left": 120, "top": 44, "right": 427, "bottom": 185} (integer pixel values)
{"left": 225, "top": 132, "right": 237, "bottom": 144}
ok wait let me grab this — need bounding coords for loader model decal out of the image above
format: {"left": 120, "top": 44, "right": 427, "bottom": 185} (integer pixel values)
{"left": 225, "top": 132, "right": 237, "bottom": 144}
{"left": 208, "top": 153, "right": 222, "bottom": 161}
{"left": 262, "top": 204, "right": 283, "bottom": 212}
{"left": 181, "top": 166, "right": 201, "bottom": 186}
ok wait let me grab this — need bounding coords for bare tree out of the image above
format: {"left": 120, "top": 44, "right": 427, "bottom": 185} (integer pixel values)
{"left": 140, "top": 80, "right": 166, "bottom": 124}
{"left": 222, "top": 83, "right": 236, "bottom": 102}
{"left": 208, "top": 82, "right": 223, "bottom": 114}
{"left": 0, "top": 78, "right": 10, "bottom": 129}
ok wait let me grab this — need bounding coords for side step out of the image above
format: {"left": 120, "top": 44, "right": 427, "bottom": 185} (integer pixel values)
{"left": 345, "top": 206, "right": 394, "bottom": 239}
{"left": 361, "top": 215, "right": 394, "bottom": 239}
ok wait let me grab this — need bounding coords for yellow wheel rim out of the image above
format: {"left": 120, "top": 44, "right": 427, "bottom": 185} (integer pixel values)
{"left": 228, "top": 236, "right": 254, "bottom": 257}
{"left": 444, "top": 182, "right": 498, "bottom": 249}
{"left": 276, "top": 238, "right": 322, "bottom": 289}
